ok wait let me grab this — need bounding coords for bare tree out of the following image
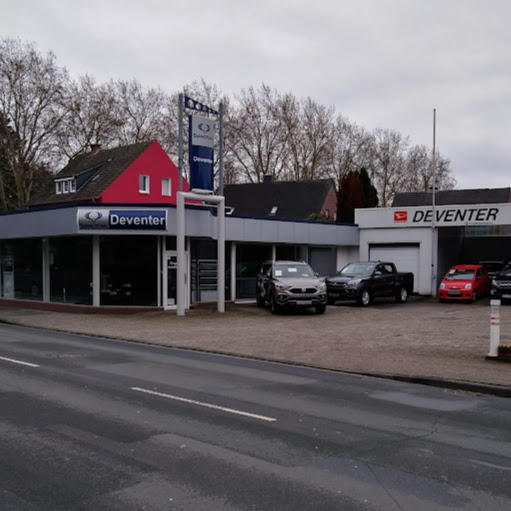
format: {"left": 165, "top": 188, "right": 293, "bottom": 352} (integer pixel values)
{"left": 328, "top": 115, "right": 372, "bottom": 188}
{"left": 0, "top": 112, "right": 17, "bottom": 210}
{"left": 0, "top": 38, "right": 69, "bottom": 207}
{"left": 396, "top": 144, "right": 456, "bottom": 194}
{"left": 55, "top": 75, "right": 123, "bottom": 162}
{"left": 368, "top": 128, "right": 410, "bottom": 206}
{"left": 112, "top": 79, "right": 170, "bottom": 147}
{"left": 280, "top": 94, "right": 334, "bottom": 181}
{"left": 226, "top": 84, "right": 289, "bottom": 183}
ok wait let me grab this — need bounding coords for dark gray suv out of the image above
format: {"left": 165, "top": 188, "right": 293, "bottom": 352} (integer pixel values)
{"left": 256, "top": 260, "right": 327, "bottom": 314}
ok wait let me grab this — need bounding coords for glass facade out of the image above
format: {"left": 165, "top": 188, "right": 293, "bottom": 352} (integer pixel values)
{"left": 235, "top": 244, "right": 272, "bottom": 299}
{"left": 0, "top": 235, "right": 318, "bottom": 306}
{"left": 100, "top": 236, "right": 158, "bottom": 306}
{"left": 0, "top": 239, "right": 43, "bottom": 300}
{"left": 50, "top": 237, "right": 92, "bottom": 304}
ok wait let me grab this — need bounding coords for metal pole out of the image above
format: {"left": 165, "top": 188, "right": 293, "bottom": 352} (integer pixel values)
{"left": 92, "top": 235, "right": 100, "bottom": 306}
{"left": 218, "top": 102, "right": 224, "bottom": 196}
{"left": 431, "top": 108, "right": 437, "bottom": 296}
{"left": 217, "top": 196, "right": 225, "bottom": 313}
{"left": 177, "top": 192, "right": 186, "bottom": 316}
{"left": 178, "top": 93, "right": 184, "bottom": 193}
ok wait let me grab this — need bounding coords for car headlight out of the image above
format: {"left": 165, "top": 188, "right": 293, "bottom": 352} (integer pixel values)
{"left": 275, "top": 282, "right": 290, "bottom": 291}
{"left": 347, "top": 278, "right": 362, "bottom": 286}
{"left": 439, "top": 283, "right": 445, "bottom": 289}
{"left": 492, "top": 281, "right": 499, "bottom": 288}
{"left": 318, "top": 283, "right": 327, "bottom": 292}
{"left": 465, "top": 283, "right": 472, "bottom": 290}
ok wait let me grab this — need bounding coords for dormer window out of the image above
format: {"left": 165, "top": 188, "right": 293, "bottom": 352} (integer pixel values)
{"left": 55, "top": 178, "right": 76, "bottom": 195}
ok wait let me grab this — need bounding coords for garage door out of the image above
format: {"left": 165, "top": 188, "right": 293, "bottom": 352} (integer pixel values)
{"left": 308, "top": 247, "right": 336, "bottom": 277}
{"left": 369, "top": 244, "right": 420, "bottom": 293}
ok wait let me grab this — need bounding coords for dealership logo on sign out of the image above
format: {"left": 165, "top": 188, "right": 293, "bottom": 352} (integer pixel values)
{"left": 394, "top": 211, "right": 408, "bottom": 223}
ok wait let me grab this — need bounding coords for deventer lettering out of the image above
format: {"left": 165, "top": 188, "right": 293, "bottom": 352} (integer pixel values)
{"left": 413, "top": 207, "right": 499, "bottom": 224}
{"left": 109, "top": 210, "right": 167, "bottom": 230}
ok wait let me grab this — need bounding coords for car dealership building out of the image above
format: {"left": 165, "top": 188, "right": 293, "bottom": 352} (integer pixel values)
{"left": 355, "top": 188, "right": 511, "bottom": 295}
{"left": 0, "top": 202, "right": 359, "bottom": 311}
{"left": 1, "top": 181, "right": 510, "bottom": 311}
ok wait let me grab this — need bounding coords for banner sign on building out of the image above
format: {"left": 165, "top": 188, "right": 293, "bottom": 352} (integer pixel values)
{"left": 189, "top": 115, "right": 215, "bottom": 192}
{"left": 77, "top": 209, "right": 167, "bottom": 231}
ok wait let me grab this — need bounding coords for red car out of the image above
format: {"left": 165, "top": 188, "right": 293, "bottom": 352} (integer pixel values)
{"left": 438, "top": 264, "right": 489, "bottom": 302}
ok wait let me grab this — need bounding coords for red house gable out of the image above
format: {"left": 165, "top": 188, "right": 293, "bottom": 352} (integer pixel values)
{"left": 100, "top": 140, "right": 190, "bottom": 204}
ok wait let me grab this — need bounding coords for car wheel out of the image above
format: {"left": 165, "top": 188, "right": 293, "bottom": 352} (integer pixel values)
{"left": 472, "top": 291, "right": 477, "bottom": 302}
{"left": 358, "top": 289, "right": 371, "bottom": 306}
{"left": 270, "top": 295, "right": 280, "bottom": 314}
{"left": 396, "top": 287, "right": 408, "bottom": 303}
{"left": 315, "top": 305, "right": 326, "bottom": 314}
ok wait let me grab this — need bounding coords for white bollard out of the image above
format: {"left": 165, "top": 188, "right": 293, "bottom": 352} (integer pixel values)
{"left": 488, "top": 299, "right": 501, "bottom": 357}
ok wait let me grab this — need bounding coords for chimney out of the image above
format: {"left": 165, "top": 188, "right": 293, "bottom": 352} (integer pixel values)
{"left": 90, "top": 144, "right": 102, "bottom": 154}
{"left": 263, "top": 174, "right": 274, "bottom": 183}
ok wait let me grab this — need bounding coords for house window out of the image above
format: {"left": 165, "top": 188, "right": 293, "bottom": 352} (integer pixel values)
{"left": 270, "top": 206, "right": 278, "bottom": 216}
{"left": 55, "top": 178, "right": 76, "bottom": 195}
{"left": 162, "top": 178, "right": 171, "bottom": 197}
{"left": 139, "top": 174, "right": 150, "bottom": 194}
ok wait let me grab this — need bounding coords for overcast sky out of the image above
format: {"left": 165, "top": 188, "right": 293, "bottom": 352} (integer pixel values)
{"left": 1, "top": 0, "right": 509, "bottom": 190}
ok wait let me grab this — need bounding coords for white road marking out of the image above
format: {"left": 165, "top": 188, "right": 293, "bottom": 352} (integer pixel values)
{"left": 0, "top": 356, "right": 39, "bottom": 368}
{"left": 131, "top": 386, "right": 277, "bottom": 422}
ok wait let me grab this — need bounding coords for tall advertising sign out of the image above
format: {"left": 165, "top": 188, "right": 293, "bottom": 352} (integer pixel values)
{"left": 189, "top": 115, "right": 215, "bottom": 192}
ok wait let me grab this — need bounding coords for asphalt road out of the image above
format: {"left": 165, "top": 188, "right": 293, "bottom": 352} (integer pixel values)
{"left": 1, "top": 323, "right": 511, "bottom": 510}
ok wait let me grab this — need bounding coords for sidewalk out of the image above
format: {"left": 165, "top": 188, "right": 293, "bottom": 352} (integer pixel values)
{"left": 1, "top": 297, "right": 510, "bottom": 396}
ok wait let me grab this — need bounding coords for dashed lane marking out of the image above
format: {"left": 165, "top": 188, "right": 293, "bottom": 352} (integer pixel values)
{"left": 131, "top": 386, "right": 277, "bottom": 422}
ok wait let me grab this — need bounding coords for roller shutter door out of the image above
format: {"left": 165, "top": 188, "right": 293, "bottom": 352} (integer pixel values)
{"left": 369, "top": 244, "right": 420, "bottom": 293}
{"left": 308, "top": 247, "right": 336, "bottom": 277}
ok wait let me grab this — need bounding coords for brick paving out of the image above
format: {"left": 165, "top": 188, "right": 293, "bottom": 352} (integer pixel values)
{"left": 1, "top": 296, "right": 510, "bottom": 393}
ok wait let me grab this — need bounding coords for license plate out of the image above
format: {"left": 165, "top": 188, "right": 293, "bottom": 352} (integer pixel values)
{"left": 329, "top": 293, "right": 340, "bottom": 297}
{"left": 299, "top": 300, "right": 312, "bottom": 305}
{"left": 447, "top": 291, "right": 461, "bottom": 297}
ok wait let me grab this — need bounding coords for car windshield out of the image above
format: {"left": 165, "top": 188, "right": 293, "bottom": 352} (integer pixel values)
{"left": 339, "top": 263, "right": 375, "bottom": 276}
{"left": 274, "top": 263, "right": 315, "bottom": 278}
{"left": 444, "top": 268, "right": 475, "bottom": 281}
{"left": 498, "top": 266, "right": 511, "bottom": 277}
